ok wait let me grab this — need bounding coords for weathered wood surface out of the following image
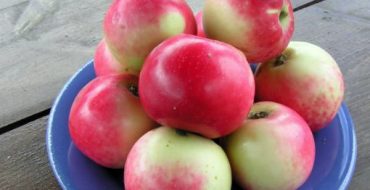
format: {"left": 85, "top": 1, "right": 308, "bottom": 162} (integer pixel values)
{"left": 0, "top": 0, "right": 315, "bottom": 129}
{"left": 292, "top": 0, "right": 316, "bottom": 9}
{"left": 0, "top": 0, "right": 109, "bottom": 128}
{"left": 0, "top": 117, "right": 59, "bottom": 189}
{"left": 292, "top": 0, "right": 370, "bottom": 189}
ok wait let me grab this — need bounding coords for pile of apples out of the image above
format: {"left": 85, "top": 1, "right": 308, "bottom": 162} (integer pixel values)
{"left": 68, "top": 0, "right": 345, "bottom": 189}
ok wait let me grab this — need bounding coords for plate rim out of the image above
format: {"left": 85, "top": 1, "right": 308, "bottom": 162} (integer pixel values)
{"left": 46, "top": 60, "right": 94, "bottom": 190}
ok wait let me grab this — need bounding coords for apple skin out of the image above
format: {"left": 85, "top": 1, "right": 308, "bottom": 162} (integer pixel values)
{"left": 139, "top": 34, "right": 255, "bottom": 139}
{"left": 93, "top": 39, "right": 124, "bottom": 76}
{"left": 195, "top": 11, "right": 206, "bottom": 37}
{"left": 203, "top": 0, "right": 294, "bottom": 63}
{"left": 223, "top": 101, "right": 315, "bottom": 190}
{"left": 124, "top": 127, "right": 232, "bottom": 190}
{"left": 255, "top": 41, "right": 344, "bottom": 132}
{"left": 103, "top": 0, "right": 196, "bottom": 75}
{"left": 69, "top": 74, "right": 157, "bottom": 168}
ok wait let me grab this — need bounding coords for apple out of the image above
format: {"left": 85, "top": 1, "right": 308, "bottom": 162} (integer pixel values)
{"left": 69, "top": 74, "right": 157, "bottom": 168}
{"left": 195, "top": 11, "right": 206, "bottom": 37}
{"left": 203, "top": 0, "right": 294, "bottom": 63}
{"left": 124, "top": 127, "right": 232, "bottom": 190}
{"left": 93, "top": 39, "right": 124, "bottom": 76}
{"left": 103, "top": 0, "right": 196, "bottom": 75}
{"left": 223, "top": 101, "right": 315, "bottom": 190}
{"left": 139, "top": 34, "right": 255, "bottom": 138}
{"left": 255, "top": 41, "right": 344, "bottom": 132}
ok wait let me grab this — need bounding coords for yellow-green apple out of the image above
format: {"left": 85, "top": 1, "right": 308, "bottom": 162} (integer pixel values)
{"left": 195, "top": 11, "right": 206, "bottom": 37}
{"left": 139, "top": 34, "right": 255, "bottom": 138}
{"left": 223, "top": 101, "right": 315, "bottom": 190}
{"left": 203, "top": 0, "right": 294, "bottom": 63}
{"left": 69, "top": 74, "right": 157, "bottom": 168}
{"left": 103, "top": 0, "right": 196, "bottom": 75}
{"left": 93, "top": 39, "right": 123, "bottom": 76}
{"left": 124, "top": 127, "right": 232, "bottom": 190}
{"left": 255, "top": 41, "right": 344, "bottom": 132}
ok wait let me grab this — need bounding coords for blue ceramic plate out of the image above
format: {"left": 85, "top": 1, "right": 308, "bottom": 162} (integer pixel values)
{"left": 47, "top": 60, "right": 357, "bottom": 190}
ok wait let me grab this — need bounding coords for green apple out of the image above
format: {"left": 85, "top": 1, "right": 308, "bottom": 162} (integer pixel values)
{"left": 124, "top": 127, "right": 232, "bottom": 190}
{"left": 203, "top": 0, "right": 294, "bottom": 63}
{"left": 255, "top": 41, "right": 345, "bottom": 131}
{"left": 223, "top": 101, "right": 315, "bottom": 190}
{"left": 103, "top": 0, "right": 196, "bottom": 75}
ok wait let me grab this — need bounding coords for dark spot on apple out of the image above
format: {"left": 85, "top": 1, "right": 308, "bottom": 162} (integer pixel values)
{"left": 279, "top": 5, "right": 289, "bottom": 27}
{"left": 175, "top": 129, "right": 188, "bottom": 136}
{"left": 273, "top": 54, "right": 287, "bottom": 67}
{"left": 128, "top": 84, "right": 139, "bottom": 97}
{"left": 279, "top": 9, "right": 288, "bottom": 22}
{"left": 248, "top": 111, "right": 269, "bottom": 119}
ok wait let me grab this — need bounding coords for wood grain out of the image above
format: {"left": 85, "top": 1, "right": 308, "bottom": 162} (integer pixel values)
{"left": 0, "top": 0, "right": 28, "bottom": 10}
{"left": 0, "top": 0, "right": 110, "bottom": 128}
{"left": 292, "top": 0, "right": 370, "bottom": 189}
{"left": 292, "top": 0, "right": 317, "bottom": 9}
{"left": 0, "top": 116, "right": 59, "bottom": 189}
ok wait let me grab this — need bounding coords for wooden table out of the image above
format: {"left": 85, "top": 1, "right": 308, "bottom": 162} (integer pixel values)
{"left": 0, "top": 0, "right": 369, "bottom": 189}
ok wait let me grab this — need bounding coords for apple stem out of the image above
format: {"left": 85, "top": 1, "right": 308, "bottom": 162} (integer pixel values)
{"left": 273, "top": 54, "right": 287, "bottom": 67}
{"left": 248, "top": 111, "right": 269, "bottom": 119}
{"left": 128, "top": 84, "right": 139, "bottom": 97}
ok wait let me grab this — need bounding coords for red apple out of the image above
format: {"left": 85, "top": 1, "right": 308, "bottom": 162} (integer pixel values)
{"left": 203, "top": 0, "right": 294, "bottom": 63}
{"left": 139, "top": 34, "right": 255, "bottom": 138}
{"left": 69, "top": 74, "right": 156, "bottom": 168}
{"left": 255, "top": 41, "right": 344, "bottom": 131}
{"left": 93, "top": 39, "right": 124, "bottom": 76}
{"left": 195, "top": 11, "right": 206, "bottom": 37}
{"left": 124, "top": 127, "right": 232, "bottom": 190}
{"left": 223, "top": 101, "right": 315, "bottom": 190}
{"left": 103, "top": 0, "right": 196, "bottom": 75}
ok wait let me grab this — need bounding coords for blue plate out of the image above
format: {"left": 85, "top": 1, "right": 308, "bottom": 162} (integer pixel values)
{"left": 47, "top": 60, "right": 357, "bottom": 190}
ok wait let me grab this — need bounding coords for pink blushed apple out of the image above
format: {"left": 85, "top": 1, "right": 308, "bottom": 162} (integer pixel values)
{"left": 255, "top": 41, "right": 345, "bottom": 132}
{"left": 139, "top": 34, "right": 255, "bottom": 138}
{"left": 203, "top": 0, "right": 294, "bottom": 63}
{"left": 93, "top": 39, "right": 124, "bottom": 76}
{"left": 103, "top": 0, "right": 196, "bottom": 75}
{"left": 69, "top": 74, "right": 157, "bottom": 168}
{"left": 223, "top": 101, "right": 315, "bottom": 190}
{"left": 124, "top": 127, "right": 232, "bottom": 190}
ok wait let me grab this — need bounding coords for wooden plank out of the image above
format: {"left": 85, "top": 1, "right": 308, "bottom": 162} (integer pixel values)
{"left": 0, "top": 117, "right": 59, "bottom": 189}
{"left": 0, "top": 0, "right": 110, "bottom": 128}
{"left": 292, "top": 0, "right": 315, "bottom": 9}
{"left": 317, "top": 0, "right": 370, "bottom": 20}
{"left": 0, "top": 0, "right": 28, "bottom": 10}
{"left": 292, "top": 1, "right": 370, "bottom": 189}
